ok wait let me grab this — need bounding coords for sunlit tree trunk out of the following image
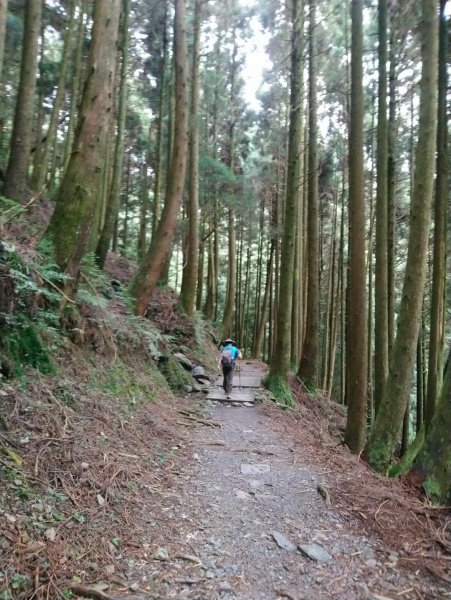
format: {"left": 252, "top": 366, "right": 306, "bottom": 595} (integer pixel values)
{"left": 45, "top": 0, "right": 120, "bottom": 295}
{"left": 344, "top": 0, "right": 367, "bottom": 453}
{"left": 4, "top": 0, "right": 41, "bottom": 200}
{"left": 366, "top": 0, "right": 438, "bottom": 472}
{"left": 129, "top": 0, "right": 189, "bottom": 316}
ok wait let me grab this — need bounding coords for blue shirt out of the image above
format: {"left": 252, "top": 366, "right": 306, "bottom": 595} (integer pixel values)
{"left": 223, "top": 344, "right": 239, "bottom": 360}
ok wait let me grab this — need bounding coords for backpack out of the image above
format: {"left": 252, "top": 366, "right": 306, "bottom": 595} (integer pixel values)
{"left": 221, "top": 348, "right": 234, "bottom": 368}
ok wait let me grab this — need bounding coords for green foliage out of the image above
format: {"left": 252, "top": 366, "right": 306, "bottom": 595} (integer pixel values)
{"left": 422, "top": 478, "right": 442, "bottom": 502}
{"left": 0, "top": 244, "right": 74, "bottom": 377}
{"left": 264, "top": 374, "right": 293, "bottom": 408}
{"left": 90, "top": 359, "right": 160, "bottom": 406}
{"left": 158, "top": 356, "right": 193, "bottom": 395}
{"left": 189, "top": 314, "right": 218, "bottom": 371}
{"left": 1, "top": 315, "right": 56, "bottom": 376}
{"left": 0, "top": 196, "right": 23, "bottom": 226}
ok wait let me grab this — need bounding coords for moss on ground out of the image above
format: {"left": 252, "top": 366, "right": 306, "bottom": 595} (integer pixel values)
{"left": 264, "top": 373, "right": 293, "bottom": 408}
{"left": 1, "top": 319, "right": 56, "bottom": 377}
{"left": 388, "top": 426, "right": 425, "bottom": 478}
{"left": 158, "top": 356, "right": 193, "bottom": 395}
{"left": 88, "top": 358, "right": 167, "bottom": 407}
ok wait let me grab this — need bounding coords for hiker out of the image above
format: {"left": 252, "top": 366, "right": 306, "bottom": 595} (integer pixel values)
{"left": 218, "top": 338, "right": 242, "bottom": 398}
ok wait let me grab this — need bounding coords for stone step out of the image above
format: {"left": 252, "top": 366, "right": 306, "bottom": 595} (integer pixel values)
{"left": 206, "top": 389, "right": 254, "bottom": 403}
{"left": 214, "top": 376, "right": 262, "bottom": 388}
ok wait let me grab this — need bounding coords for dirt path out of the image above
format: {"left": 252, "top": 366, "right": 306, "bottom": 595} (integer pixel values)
{"left": 128, "top": 362, "right": 447, "bottom": 600}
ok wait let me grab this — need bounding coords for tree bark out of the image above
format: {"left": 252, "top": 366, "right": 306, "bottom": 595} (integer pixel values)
{"left": 222, "top": 208, "right": 236, "bottom": 337}
{"left": 344, "top": 0, "right": 368, "bottom": 453}
{"left": 0, "top": 0, "right": 8, "bottom": 82}
{"left": 32, "top": 0, "right": 77, "bottom": 192}
{"left": 63, "top": 0, "right": 87, "bottom": 171}
{"left": 412, "top": 350, "right": 451, "bottom": 504}
{"left": 374, "top": 0, "right": 389, "bottom": 415}
{"left": 179, "top": 0, "right": 202, "bottom": 316}
{"left": 4, "top": 0, "right": 42, "bottom": 200}
{"left": 298, "top": 0, "right": 318, "bottom": 388}
{"left": 96, "top": 0, "right": 130, "bottom": 268}
{"left": 129, "top": 0, "right": 189, "bottom": 316}
{"left": 365, "top": 0, "right": 438, "bottom": 472}
{"left": 151, "top": 2, "right": 169, "bottom": 239}
{"left": 45, "top": 0, "right": 121, "bottom": 295}
{"left": 253, "top": 240, "right": 275, "bottom": 360}
{"left": 425, "top": 0, "right": 447, "bottom": 430}
{"left": 266, "top": 0, "right": 303, "bottom": 405}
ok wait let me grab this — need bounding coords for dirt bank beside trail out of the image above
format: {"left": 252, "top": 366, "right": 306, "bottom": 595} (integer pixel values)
{"left": 116, "top": 361, "right": 449, "bottom": 600}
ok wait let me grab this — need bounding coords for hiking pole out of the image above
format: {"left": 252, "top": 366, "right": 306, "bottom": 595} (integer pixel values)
{"left": 239, "top": 359, "right": 241, "bottom": 388}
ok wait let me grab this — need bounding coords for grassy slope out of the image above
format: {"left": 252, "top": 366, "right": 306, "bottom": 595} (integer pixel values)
{"left": 0, "top": 222, "right": 217, "bottom": 598}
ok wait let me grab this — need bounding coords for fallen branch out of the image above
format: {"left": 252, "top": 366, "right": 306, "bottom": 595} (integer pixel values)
{"left": 67, "top": 584, "right": 118, "bottom": 600}
{"left": 174, "top": 553, "right": 204, "bottom": 568}
{"left": 273, "top": 587, "right": 299, "bottom": 600}
{"left": 232, "top": 447, "right": 278, "bottom": 456}
{"left": 181, "top": 414, "right": 222, "bottom": 428}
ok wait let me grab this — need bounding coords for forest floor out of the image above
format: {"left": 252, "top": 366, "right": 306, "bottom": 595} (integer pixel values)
{"left": 108, "top": 362, "right": 450, "bottom": 600}
{"left": 1, "top": 226, "right": 450, "bottom": 599}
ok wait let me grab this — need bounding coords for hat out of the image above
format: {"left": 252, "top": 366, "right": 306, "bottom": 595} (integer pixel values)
{"left": 223, "top": 338, "right": 235, "bottom": 345}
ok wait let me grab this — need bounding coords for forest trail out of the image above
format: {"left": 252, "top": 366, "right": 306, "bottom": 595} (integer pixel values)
{"left": 125, "top": 361, "right": 443, "bottom": 600}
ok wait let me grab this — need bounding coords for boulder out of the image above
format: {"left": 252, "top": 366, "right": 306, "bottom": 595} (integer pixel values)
{"left": 173, "top": 352, "right": 193, "bottom": 371}
{"left": 192, "top": 365, "right": 211, "bottom": 381}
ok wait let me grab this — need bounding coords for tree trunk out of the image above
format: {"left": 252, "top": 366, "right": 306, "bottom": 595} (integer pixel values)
{"left": 32, "top": 0, "right": 76, "bottom": 192}
{"left": 425, "top": 0, "right": 447, "bottom": 430}
{"left": 203, "top": 222, "right": 216, "bottom": 320}
{"left": 267, "top": 0, "right": 303, "bottom": 405}
{"left": 412, "top": 349, "right": 451, "bottom": 504}
{"left": 63, "top": 0, "right": 87, "bottom": 171}
{"left": 298, "top": 0, "right": 318, "bottom": 388}
{"left": 151, "top": 2, "right": 169, "bottom": 238}
{"left": 387, "top": 29, "right": 397, "bottom": 353}
{"left": 137, "top": 160, "right": 149, "bottom": 259}
{"left": 3, "top": 0, "right": 41, "bottom": 200}
{"left": 221, "top": 16, "right": 238, "bottom": 339}
{"left": 121, "top": 153, "right": 132, "bottom": 252}
{"left": 0, "top": 0, "right": 7, "bottom": 82}
{"left": 179, "top": 0, "right": 201, "bottom": 316}
{"left": 254, "top": 240, "right": 274, "bottom": 360}
{"left": 129, "top": 0, "right": 189, "bottom": 316}
{"left": 96, "top": 0, "right": 130, "bottom": 268}
{"left": 344, "top": 0, "right": 368, "bottom": 453}
{"left": 374, "top": 0, "right": 389, "bottom": 415}
{"left": 222, "top": 208, "right": 236, "bottom": 337}
{"left": 45, "top": 0, "right": 121, "bottom": 296}
{"left": 365, "top": 0, "right": 438, "bottom": 472}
